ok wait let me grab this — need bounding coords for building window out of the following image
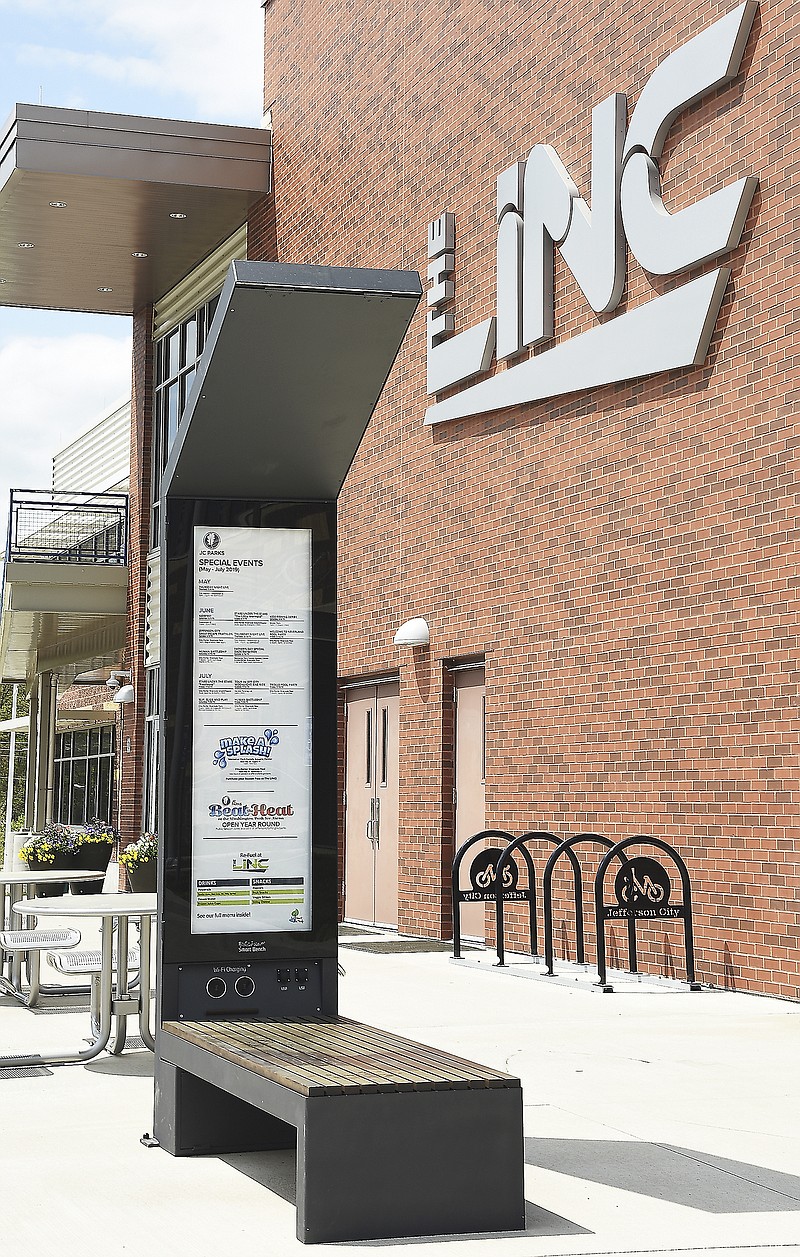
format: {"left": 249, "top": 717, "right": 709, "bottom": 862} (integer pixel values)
{"left": 53, "top": 725, "right": 115, "bottom": 826}
{"left": 365, "top": 707, "right": 373, "bottom": 787}
{"left": 380, "top": 705, "right": 389, "bottom": 787}
{"left": 143, "top": 666, "right": 159, "bottom": 833}
{"left": 481, "top": 694, "right": 486, "bottom": 784}
{"left": 150, "top": 295, "right": 219, "bottom": 547}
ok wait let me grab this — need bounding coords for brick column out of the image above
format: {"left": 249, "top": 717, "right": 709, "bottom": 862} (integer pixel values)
{"left": 397, "top": 660, "right": 455, "bottom": 939}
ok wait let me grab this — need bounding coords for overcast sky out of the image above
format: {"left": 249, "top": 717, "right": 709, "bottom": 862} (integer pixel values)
{"left": 0, "top": 0, "right": 265, "bottom": 538}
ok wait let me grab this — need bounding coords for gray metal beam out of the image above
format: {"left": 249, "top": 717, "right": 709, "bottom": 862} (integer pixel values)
{"left": 163, "top": 261, "right": 422, "bottom": 501}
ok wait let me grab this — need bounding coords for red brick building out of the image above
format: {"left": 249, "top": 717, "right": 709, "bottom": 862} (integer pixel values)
{"left": 8, "top": 1, "right": 791, "bottom": 998}
{"left": 234, "top": 0, "right": 798, "bottom": 997}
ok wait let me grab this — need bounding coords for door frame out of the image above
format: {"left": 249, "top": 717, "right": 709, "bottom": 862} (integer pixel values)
{"left": 450, "top": 662, "right": 487, "bottom": 941}
{"left": 342, "top": 674, "right": 400, "bottom": 928}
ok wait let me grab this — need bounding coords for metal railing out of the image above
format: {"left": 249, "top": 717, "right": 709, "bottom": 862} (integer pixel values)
{"left": 6, "top": 489, "right": 128, "bottom": 565}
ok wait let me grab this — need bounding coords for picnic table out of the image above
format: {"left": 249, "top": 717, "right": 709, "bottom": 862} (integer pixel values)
{"left": 0, "top": 892, "right": 156, "bottom": 1069}
{"left": 0, "top": 868, "right": 105, "bottom": 1002}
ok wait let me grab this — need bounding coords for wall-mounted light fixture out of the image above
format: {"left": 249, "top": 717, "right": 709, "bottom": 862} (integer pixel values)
{"left": 106, "top": 671, "right": 135, "bottom": 704}
{"left": 393, "top": 617, "right": 430, "bottom": 647}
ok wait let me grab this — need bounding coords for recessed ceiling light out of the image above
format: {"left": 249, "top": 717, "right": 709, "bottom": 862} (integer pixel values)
{"left": 49, "top": 201, "right": 67, "bottom": 208}
{"left": 131, "top": 251, "right": 148, "bottom": 258}
{"left": 169, "top": 212, "right": 187, "bottom": 219}
{"left": 97, "top": 286, "right": 113, "bottom": 293}
{"left": 17, "top": 241, "right": 34, "bottom": 248}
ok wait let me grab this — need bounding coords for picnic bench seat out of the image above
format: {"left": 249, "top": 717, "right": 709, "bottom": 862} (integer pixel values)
{"left": 47, "top": 946, "right": 140, "bottom": 976}
{"left": 0, "top": 928, "right": 81, "bottom": 1006}
{"left": 158, "top": 1014, "right": 525, "bottom": 1243}
{"left": 48, "top": 946, "right": 141, "bottom": 1034}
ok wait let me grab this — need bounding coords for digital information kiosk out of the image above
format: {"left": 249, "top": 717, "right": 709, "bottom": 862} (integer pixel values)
{"left": 153, "top": 261, "right": 422, "bottom": 1152}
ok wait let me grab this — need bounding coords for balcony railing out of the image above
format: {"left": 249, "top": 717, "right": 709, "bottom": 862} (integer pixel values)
{"left": 6, "top": 489, "right": 128, "bottom": 565}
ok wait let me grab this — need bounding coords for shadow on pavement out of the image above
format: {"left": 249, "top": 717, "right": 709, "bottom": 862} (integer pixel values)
{"left": 217, "top": 1153, "right": 591, "bottom": 1243}
{"left": 220, "top": 1149, "right": 297, "bottom": 1205}
{"left": 524, "top": 1138, "right": 800, "bottom": 1212}
{"left": 85, "top": 1050, "right": 155, "bottom": 1077}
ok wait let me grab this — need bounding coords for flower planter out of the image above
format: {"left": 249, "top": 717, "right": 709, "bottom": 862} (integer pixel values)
{"left": 70, "top": 839, "right": 114, "bottom": 894}
{"left": 126, "top": 861, "right": 157, "bottom": 893}
{"left": 76, "top": 840, "right": 114, "bottom": 871}
{"left": 26, "top": 854, "right": 72, "bottom": 898}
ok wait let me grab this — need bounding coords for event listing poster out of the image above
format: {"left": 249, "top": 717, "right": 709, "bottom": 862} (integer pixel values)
{"left": 191, "top": 526, "right": 312, "bottom": 934}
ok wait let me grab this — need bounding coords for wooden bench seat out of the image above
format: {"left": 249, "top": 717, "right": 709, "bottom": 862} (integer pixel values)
{"left": 158, "top": 1014, "right": 525, "bottom": 1243}
{"left": 163, "top": 1015, "right": 515, "bottom": 1095}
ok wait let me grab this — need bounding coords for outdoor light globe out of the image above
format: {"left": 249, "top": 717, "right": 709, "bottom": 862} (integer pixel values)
{"left": 393, "top": 617, "right": 430, "bottom": 647}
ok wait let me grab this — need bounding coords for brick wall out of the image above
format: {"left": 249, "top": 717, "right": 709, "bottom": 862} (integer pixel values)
{"left": 250, "top": 0, "right": 799, "bottom": 996}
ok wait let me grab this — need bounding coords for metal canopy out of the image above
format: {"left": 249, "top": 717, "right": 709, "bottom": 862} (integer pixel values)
{"left": 162, "top": 261, "right": 422, "bottom": 501}
{"left": 0, "top": 104, "right": 271, "bottom": 314}
{"left": 0, "top": 561, "right": 127, "bottom": 685}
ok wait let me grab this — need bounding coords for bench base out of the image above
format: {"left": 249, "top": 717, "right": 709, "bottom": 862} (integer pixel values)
{"left": 156, "top": 1033, "right": 525, "bottom": 1243}
{"left": 156, "top": 1059, "right": 296, "bottom": 1157}
{"left": 299, "top": 1085, "right": 525, "bottom": 1242}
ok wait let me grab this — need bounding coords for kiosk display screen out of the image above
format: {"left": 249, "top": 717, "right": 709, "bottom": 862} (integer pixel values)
{"left": 191, "top": 525, "right": 312, "bottom": 934}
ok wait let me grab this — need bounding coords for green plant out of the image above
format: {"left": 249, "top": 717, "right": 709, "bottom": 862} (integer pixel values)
{"left": 119, "top": 832, "right": 157, "bottom": 869}
{"left": 19, "top": 823, "right": 79, "bottom": 865}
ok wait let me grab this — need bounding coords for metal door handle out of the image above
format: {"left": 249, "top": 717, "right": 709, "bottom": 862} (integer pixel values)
{"left": 373, "top": 797, "right": 380, "bottom": 847}
{"left": 366, "top": 798, "right": 377, "bottom": 843}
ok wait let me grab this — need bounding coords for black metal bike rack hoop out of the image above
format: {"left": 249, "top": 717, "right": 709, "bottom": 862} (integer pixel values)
{"left": 540, "top": 834, "right": 636, "bottom": 978}
{"left": 451, "top": 830, "right": 527, "bottom": 960}
{"left": 594, "top": 836, "right": 701, "bottom": 992}
{"left": 492, "top": 833, "right": 561, "bottom": 967}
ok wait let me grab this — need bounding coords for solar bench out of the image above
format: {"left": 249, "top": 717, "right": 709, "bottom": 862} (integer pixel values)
{"left": 159, "top": 1014, "right": 525, "bottom": 1243}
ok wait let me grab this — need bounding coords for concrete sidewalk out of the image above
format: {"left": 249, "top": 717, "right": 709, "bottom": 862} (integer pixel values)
{"left": 1, "top": 936, "right": 798, "bottom": 1257}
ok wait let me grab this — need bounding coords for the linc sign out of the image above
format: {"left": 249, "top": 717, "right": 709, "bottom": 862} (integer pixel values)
{"left": 425, "top": 1, "right": 758, "bottom": 425}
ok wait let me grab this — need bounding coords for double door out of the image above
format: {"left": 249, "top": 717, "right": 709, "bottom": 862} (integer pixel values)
{"left": 344, "top": 681, "right": 399, "bottom": 927}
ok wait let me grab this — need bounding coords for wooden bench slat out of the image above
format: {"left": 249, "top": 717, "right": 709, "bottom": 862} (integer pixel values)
{"left": 193, "top": 1018, "right": 391, "bottom": 1096}
{"left": 276, "top": 1014, "right": 512, "bottom": 1084}
{"left": 213, "top": 1020, "right": 383, "bottom": 1094}
{"left": 244, "top": 1018, "right": 451, "bottom": 1091}
{"left": 220, "top": 1017, "right": 494, "bottom": 1091}
{"left": 327, "top": 1017, "right": 515, "bottom": 1088}
{"left": 161, "top": 1015, "right": 519, "bottom": 1098}
{"left": 309, "top": 1020, "right": 477, "bottom": 1090}
{"left": 269, "top": 1025, "right": 448, "bottom": 1092}
{"left": 169, "top": 1021, "right": 344, "bottom": 1096}
{"left": 211, "top": 1019, "right": 430, "bottom": 1094}
{"left": 218, "top": 1018, "right": 421, "bottom": 1092}
{"left": 334, "top": 1016, "right": 512, "bottom": 1087}
{"left": 217, "top": 1018, "right": 387, "bottom": 1086}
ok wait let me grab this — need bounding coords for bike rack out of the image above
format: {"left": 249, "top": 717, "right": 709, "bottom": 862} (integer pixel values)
{"left": 453, "top": 827, "right": 701, "bottom": 990}
{"left": 594, "top": 836, "right": 700, "bottom": 991}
